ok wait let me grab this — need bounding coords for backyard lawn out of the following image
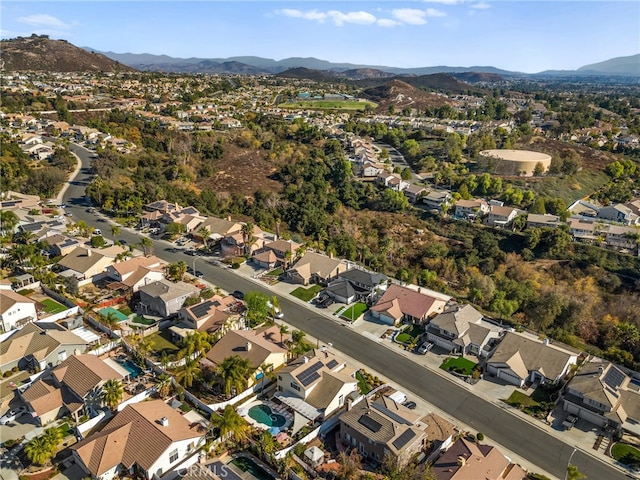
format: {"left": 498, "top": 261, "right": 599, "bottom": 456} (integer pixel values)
{"left": 340, "top": 302, "right": 368, "bottom": 321}
{"left": 290, "top": 285, "right": 324, "bottom": 302}
{"left": 119, "top": 306, "right": 133, "bottom": 316}
{"left": 40, "top": 298, "right": 67, "bottom": 314}
{"left": 440, "top": 357, "right": 477, "bottom": 376}
{"left": 146, "top": 331, "right": 180, "bottom": 355}
{"left": 131, "top": 315, "right": 154, "bottom": 325}
{"left": 611, "top": 443, "right": 640, "bottom": 468}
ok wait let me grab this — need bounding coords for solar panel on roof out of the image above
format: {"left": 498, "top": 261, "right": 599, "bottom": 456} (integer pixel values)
{"left": 603, "top": 366, "right": 626, "bottom": 390}
{"left": 301, "top": 371, "right": 321, "bottom": 386}
{"left": 191, "top": 300, "right": 213, "bottom": 318}
{"left": 326, "top": 359, "right": 339, "bottom": 370}
{"left": 358, "top": 415, "right": 382, "bottom": 433}
{"left": 296, "top": 361, "right": 323, "bottom": 383}
{"left": 392, "top": 429, "right": 416, "bottom": 450}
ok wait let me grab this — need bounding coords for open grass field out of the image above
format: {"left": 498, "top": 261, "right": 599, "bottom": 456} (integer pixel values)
{"left": 440, "top": 356, "right": 477, "bottom": 376}
{"left": 40, "top": 298, "right": 67, "bottom": 314}
{"left": 290, "top": 284, "right": 323, "bottom": 302}
{"left": 279, "top": 100, "right": 377, "bottom": 111}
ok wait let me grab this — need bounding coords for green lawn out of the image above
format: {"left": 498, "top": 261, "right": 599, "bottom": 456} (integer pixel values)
{"left": 131, "top": 315, "right": 154, "bottom": 325}
{"left": 341, "top": 302, "right": 368, "bottom": 321}
{"left": 356, "top": 371, "right": 371, "bottom": 394}
{"left": 279, "top": 100, "right": 377, "bottom": 111}
{"left": 504, "top": 390, "right": 539, "bottom": 408}
{"left": 267, "top": 268, "right": 283, "bottom": 277}
{"left": 440, "top": 357, "right": 477, "bottom": 376}
{"left": 290, "top": 285, "right": 324, "bottom": 302}
{"left": 58, "top": 422, "right": 74, "bottom": 437}
{"left": 119, "top": 306, "right": 133, "bottom": 316}
{"left": 146, "top": 331, "right": 180, "bottom": 354}
{"left": 40, "top": 298, "right": 67, "bottom": 314}
{"left": 396, "top": 324, "right": 423, "bottom": 344}
{"left": 611, "top": 443, "right": 640, "bottom": 467}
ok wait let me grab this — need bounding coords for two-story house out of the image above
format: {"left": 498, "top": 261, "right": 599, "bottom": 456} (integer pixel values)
{"left": 339, "top": 395, "right": 427, "bottom": 467}
{"left": 485, "top": 204, "right": 520, "bottom": 228}
{"left": 425, "top": 304, "right": 501, "bottom": 357}
{"left": 0, "top": 284, "right": 38, "bottom": 332}
{"left": 597, "top": 204, "right": 637, "bottom": 225}
{"left": 20, "top": 354, "right": 125, "bottom": 425}
{"left": 276, "top": 348, "right": 357, "bottom": 420}
{"left": 526, "top": 213, "right": 561, "bottom": 229}
{"left": 72, "top": 400, "right": 206, "bottom": 480}
{"left": 138, "top": 280, "right": 200, "bottom": 317}
{"left": 325, "top": 269, "right": 388, "bottom": 305}
{"left": 422, "top": 191, "right": 452, "bottom": 211}
{"left": 454, "top": 198, "right": 489, "bottom": 220}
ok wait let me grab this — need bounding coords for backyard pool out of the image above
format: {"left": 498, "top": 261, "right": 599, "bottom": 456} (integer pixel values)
{"left": 248, "top": 404, "right": 286, "bottom": 428}
{"left": 99, "top": 307, "right": 128, "bottom": 322}
{"left": 231, "top": 456, "right": 276, "bottom": 480}
{"left": 118, "top": 359, "right": 143, "bottom": 378}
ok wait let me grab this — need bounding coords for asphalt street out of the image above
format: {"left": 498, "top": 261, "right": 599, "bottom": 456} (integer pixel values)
{"left": 65, "top": 144, "right": 627, "bottom": 480}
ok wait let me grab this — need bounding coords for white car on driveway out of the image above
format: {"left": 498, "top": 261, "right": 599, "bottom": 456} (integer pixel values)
{"left": 0, "top": 407, "right": 27, "bottom": 425}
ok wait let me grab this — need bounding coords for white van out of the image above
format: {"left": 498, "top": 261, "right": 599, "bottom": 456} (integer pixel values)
{"left": 93, "top": 228, "right": 102, "bottom": 236}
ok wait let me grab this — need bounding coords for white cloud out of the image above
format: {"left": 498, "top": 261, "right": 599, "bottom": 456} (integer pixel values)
{"left": 377, "top": 18, "right": 402, "bottom": 28}
{"left": 426, "top": 8, "right": 447, "bottom": 17}
{"left": 470, "top": 2, "right": 491, "bottom": 9}
{"left": 17, "top": 14, "right": 73, "bottom": 30}
{"left": 326, "top": 10, "right": 377, "bottom": 26}
{"left": 392, "top": 8, "right": 428, "bottom": 25}
{"left": 423, "top": 0, "right": 462, "bottom": 4}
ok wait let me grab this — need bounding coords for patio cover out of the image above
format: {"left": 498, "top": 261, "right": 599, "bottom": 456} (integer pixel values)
{"left": 274, "top": 392, "right": 321, "bottom": 421}
{"left": 70, "top": 326, "right": 101, "bottom": 344}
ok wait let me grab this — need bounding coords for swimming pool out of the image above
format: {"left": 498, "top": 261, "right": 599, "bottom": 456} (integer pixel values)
{"left": 118, "top": 359, "right": 143, "bottom": 378}
{"left": 99, "top": 307, "right": 128, "bottom": 322}
{"left": 231, "top": 456, "right": 276, "bottom": 480}
{"left": 248, "top": 404, "right": 286, "bottom": 428}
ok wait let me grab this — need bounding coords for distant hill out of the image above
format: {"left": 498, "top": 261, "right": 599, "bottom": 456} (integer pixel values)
{"left": 360, "top": 79, "right": 451, "bottom": 112}
{"left": 450, "top": 71, "right": 504, "bottom": 83}
{"left": 275, "top": 67, "right": 339, "bottom": 82}
{"left": 577, "top": 54, "right": 640, "bottom": 76}
{"left": 1, "top": 35, "right": 134, "bottom": 73}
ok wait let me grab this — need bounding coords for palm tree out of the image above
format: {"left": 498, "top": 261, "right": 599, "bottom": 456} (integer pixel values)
{"left": 291, "top": 330, "right": 306, "bottom": 356}
{"left": 111, "top": 224, "right": 121, "bottom": 238}
{"left": 159, "top": 351, "right": 171, "bottom": 370}
{"left": 279, "top": 324, "right": 289, "bottom": 346}
{"left": 256, "top": 430, "right": 277, "bottom": 463}
{"left": 176, "top": 358, "right": 201, "bottom": 388}
{"left": 269, "top": 296, "right": 280, "bottom": 319}
{"left": 217, "top": 355, "right": 252, "bottom": 397}
{"left": 257, "top": 362, "right": 274, "bottom": 395}
{"left": 25, "top": 436, "right": 53, "bottom": 466}
{"left": 198, "top": 225, "right": 210, "bottom": 247}
{"left": 0, "top": 210, "right": 19, "bottom": 236}
{"left": 139, "top": 236, "right": 154, "bottom": 256}
{"left": 41, "top": 426, "right": 63, "bottom": 453}
{"left": 155, "top": 373, "right": 173, "bottom": 398}
{"left": 210, "top": 405, "right": 250, "bottom": 445}
{"left": 102, "top": 379, "right": 124, "bottom": 411}
{"left": 240, "top": 222, "right": 255, "bottom": 255}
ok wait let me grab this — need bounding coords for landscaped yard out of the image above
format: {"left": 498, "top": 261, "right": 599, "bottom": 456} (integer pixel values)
{"left": 290, "top": 285, "right": 324, "bottom": 302}
{"left": 267, "top": 268, "right": 283, "bottom": 277}
{"left": 502, "top": 387, "right": 557, "bottom": 419}
{"left": 504, "top": 390, "right": 539, "bottom": 408}
{"left": 131, "top": 315, "right": 154, "bottom": 325}
{"left": 340, "top": 302, "right": 368, "bottom": 321}
{"left": 119, "top": 306, "right": 133, "bottom": 316}
{"left": 611, "top": 443, "right": 640, "bottom": 468}
{"left": 440, "top": 357, "right": 477, "bottom": 376}
{"left": 396, "top": 324, "right": 423, "bottom": 344}
{"left": 146, "top": 331, "right": 180, "bottom": 355}
{"left": 40, "top": 298, "right": 67, "bottom": 314}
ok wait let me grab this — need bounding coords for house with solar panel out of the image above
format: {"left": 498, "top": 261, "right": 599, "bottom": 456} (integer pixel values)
{"left": 338, "top": 395, "right": 428, "bottom": 467}
{"left": 274, "top": 348, "right": 358, "bottom": 421}
{"left": 561, "top": 360, "right": 640, "bottom": 435}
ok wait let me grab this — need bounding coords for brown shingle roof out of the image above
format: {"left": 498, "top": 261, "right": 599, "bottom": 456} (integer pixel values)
{"left": 373, "top": 284, "right": 440, "bottom": 321}
{"left": 52, "top": 354, "right": 124, "bottom": 399}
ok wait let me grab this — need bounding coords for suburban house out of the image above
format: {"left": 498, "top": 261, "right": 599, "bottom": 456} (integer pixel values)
{"left": 56, "top": 246, "right": 122, "bottom": 285}
{"left": 430, "top": 438, "right": 527, "bottom": 480}
{"left": 526, "top": 213, "right": 561, "bottom": 229}
{"left": 105, "top": 256, "right": 165, "bottom": 293}
{"left": 0, "top": 190, "right": 41, "bottom": 211}
{"left": 453, "top": 198, "right": 489, "bottom": 220}
{"left": 486, "top": 332, "right": 578, "bottom": 387}
{"left": 561, "top": 360, "right": 640, "bottom": 435}
{"left": 597, "top": 204, "right": 637, "bottom": 225}
{"left": 422, "top": 191, "right": 453, "bottom": 211}
{"left": 567, "top": 217, "right": 599, "bottom": 242}
{"left": 194, "top": 216, "right": 242, "bottom": 243}
{"left": 422, "top": 413, "right": 458, "bottom": 461}
{"left": 0, "top": 285, "right": 38, "bottom": 332}
{"left": 0, "top": 322, "right": 89, "bottom": 373}
{"left": 40, "top": 233, "right": 81, "bottom": 257}
{"left": 325, "top": 269, "right": 388, "bottom": 305}
{"left": 425, "top": 304, "right": 501, "bottom": 357}
{"left": 20, "top": 354, "right": 125, "bottom": 425}
{"left": 403, "top": 184, "right": 428, "bottom": 204}
{"left": 370, "top": 284, "right": 449, "bottom": 326}
{"left": 173, "top": 295, "right": 239, "bottom": 339}
{"left": 72, "top": 400, "right": 206, "bottom": 480}
{"left": 275, "top": 348, "right": 358, "bottom": 420}
{"left": 138, "top": 280, "right": 200, "bottom": 317}
{"left": 260, "top": 239, "right": 303, "bottom": 267}
{"left": 143, "top": 200, "right": 182, "bottom": 214}
{"left": 604, "top": 225, "right": 639, "bottom": 250}
{"left": 287, "top": 251, "right": 349, "bottom": 286}
{"left": 339, "top": 395, "right": 427, "bottom": 467}
{"left": 202, "top": 325, "right": 289, "bottom": 389}
{"left": 485, "top": 204, "right": 520, "bottom": 228}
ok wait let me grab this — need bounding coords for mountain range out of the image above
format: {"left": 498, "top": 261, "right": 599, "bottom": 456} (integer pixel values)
{"left": 93, "top": 49, "right": 640, "bottom": 78}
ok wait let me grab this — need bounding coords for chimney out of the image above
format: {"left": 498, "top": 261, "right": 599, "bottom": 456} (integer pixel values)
{"left": 457, "top": 456, "right": 466, "bottom": 467}
{"left": 246, "top": 341, "right": 252, "bottom": 351}
{"left": 346, "top": 397, "right": 353, "bottom": 411}
{"left": 227, "top": 216, "right": 232, "bottom": 221}
{"left": 86, "top": 249, "right": 91, "bottom": 256}
{"left": 303, "top": 356, "right": 309, "bottom": 363}
{"left": 159, "top": 417, "right": 169, "bottom": 427}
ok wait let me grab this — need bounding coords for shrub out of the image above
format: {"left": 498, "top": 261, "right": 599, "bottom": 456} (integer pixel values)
{"left": 476, "top": 432, "right": 484, "bottom": 441}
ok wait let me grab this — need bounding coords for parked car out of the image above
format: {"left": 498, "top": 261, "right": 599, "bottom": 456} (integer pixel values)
{"left": 0, "top": 407, "right": 27, "bottom": 425}
{"left": 195, "top": 271, "right": 204, "bottom": 278}
{"left": 403, "top": 401, "right": 417, "bottom": 410}
{"left": 232, "top": 290, "right": 244, "bottom": 300}
{"left": 563, "top": 414, "right": 578, "bottom": 430}
{"left": 185, "top": 250, "right": 197, "bottom": 256}
{"left": 267, "top": 300, "right": 284, "bottom": 319}
{"left": 417, "top": 342, "right": 434, "bottom": 355}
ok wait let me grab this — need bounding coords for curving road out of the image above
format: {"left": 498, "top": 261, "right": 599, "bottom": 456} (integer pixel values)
{"left": 64, "top": 144, "right": 627, "bottom": 480}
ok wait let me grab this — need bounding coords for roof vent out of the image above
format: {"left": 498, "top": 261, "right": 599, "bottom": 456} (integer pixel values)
{"left": 303, "top": 356, "right": 309, "bottom": 363}
{"left": 457, "top": 456, "right": 466, "bottom": 466}
{"left": 159, "top": 416, "right": 169, "bottom": 427}
{"left": 246, "top": 341, "right": 252, "bottom": 351}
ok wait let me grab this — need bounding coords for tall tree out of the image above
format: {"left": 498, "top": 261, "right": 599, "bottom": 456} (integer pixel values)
{"left": 102, "top": 379, "right": 123, "bottom": 411}
{"left": 210, "top": 405, "right": 250, "bottom": 444}
{"left": 139, "top": 237, "right": 154, "bottom": 256}
{"left": 24, "top": 436, "right": 54, "bottom": 466}
{"left": 217, "top": 355, "right": 252, "bottom": 397}
{"left": 176, "top": 358, "right": 201, "bottom": 388}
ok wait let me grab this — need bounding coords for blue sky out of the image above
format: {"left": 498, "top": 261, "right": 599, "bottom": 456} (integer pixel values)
{"left": 1, "top": 1, "right": 639, "bottom": 73}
